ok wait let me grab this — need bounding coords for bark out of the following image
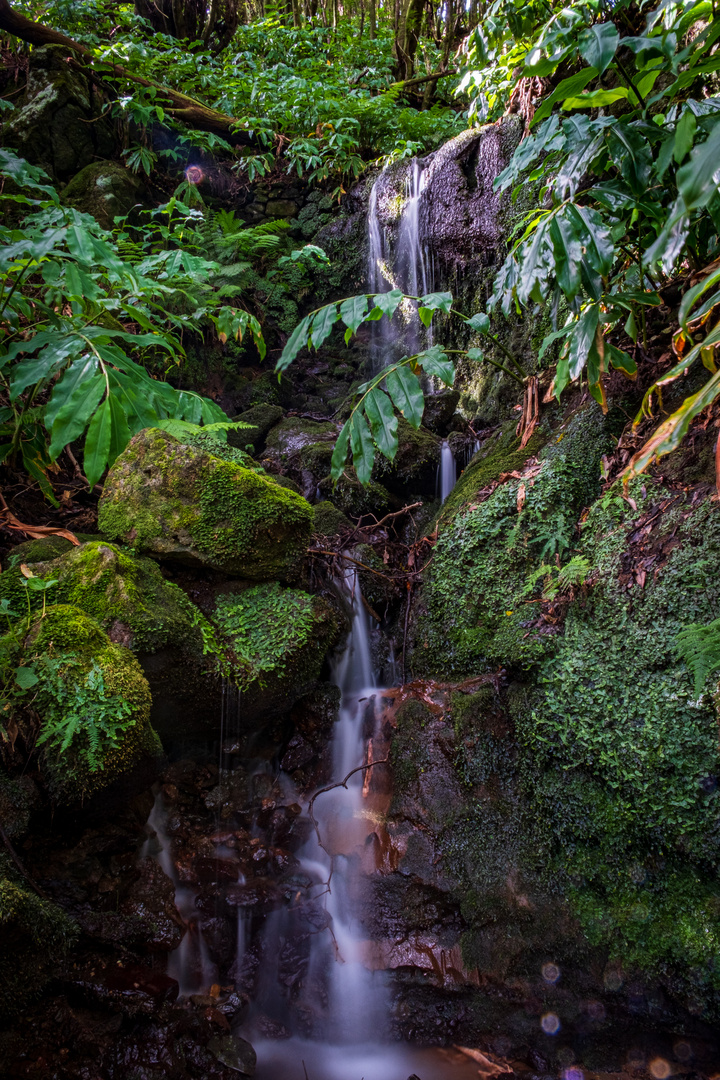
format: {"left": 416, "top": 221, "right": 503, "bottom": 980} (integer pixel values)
{"left": 368, "top": 0, "right": 376, "bottom": 38}
{"left": 0, "top": 0, "right": 253, "bottom": 143}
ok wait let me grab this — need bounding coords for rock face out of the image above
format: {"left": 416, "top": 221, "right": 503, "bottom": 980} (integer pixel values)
{"left": 98, "top": 428, "right": 313, "bottom": 581}
{"left": 3, "top": 46, "right": 116, "bottom": 180}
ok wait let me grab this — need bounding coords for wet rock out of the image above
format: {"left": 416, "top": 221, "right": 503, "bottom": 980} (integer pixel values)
{"left": 224, "top": 881, "right": 281, "bottom": 913}
{"left": 120, "top": 856, "right": 185, "bottom": 951}
{"left": 72, "top": 965, "right": 179, "bottom": 1015}
{"left": 374, "top": 418, "right": 441, "bottom": 497}
{"left": 227, "top": 404, "right": 284, "bottom": 451}
{"left": 260, "top": 416, "right": 338, "bottom": 500}
{"left": 98, "top": 428, "right": 313, "bottom": 582}
{"left": 208, "top": 1034, "right": 257, "bottom": 1075}
{"left": 3, "top": 45, "right": 116, "bottom": 180}
{"left": 422, "top": 389, "right": 461, "bottom": 435}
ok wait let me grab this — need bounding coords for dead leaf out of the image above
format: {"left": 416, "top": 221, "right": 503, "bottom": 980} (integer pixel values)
{"left": 19, "top": 564, "right": 35, "bottom": 579}
{"left": 453, "top": 1046, "right": 512, "bottom": 1076}
{"left": 517, "top": 482, "right": 526, "bottom": 512}
{"left": 0, "top": 506, "right": 80, "bottom": 547}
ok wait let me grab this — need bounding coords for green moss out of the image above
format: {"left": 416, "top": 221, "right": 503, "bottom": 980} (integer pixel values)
{"left": 374, "top": 417, "right": 440, "bottom": 492}
{"left": 413, "top": 406, "right": 611, "bottom": 678}
{"left": 97, "top": 428, "right": 313, "bottom": 581}
{"left": 317, "top": 473, "right": 391, "bottom": 519}
{"left": 437, "top": 420, "right": 547, "bottom": 526}
{"left": 228, "top": 403, "right": 284, "bottom": 450}
{"left": 212, "top": 582, "right": 343, "bottom": 712}
{"left": 0, "top": 856, "right": 77, "bottom": 1018}
{"left": 4, "top": 605, "right": 160, "bottom": 803}
{"left": 390, "top": 699, "right": 434, "bottom": 791}
{"left": 1, "top": 541, "right": 202, "bottom": 655}
{"left": 313, "top": 501, "right": 352, "bottom": 536}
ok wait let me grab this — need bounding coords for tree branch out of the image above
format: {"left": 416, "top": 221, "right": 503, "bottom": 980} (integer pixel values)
{"left": 0, "top": 0, "right": 254, "bottom": 142}
{"left": 389, "top": 67, "right": 457, "bottom": 91}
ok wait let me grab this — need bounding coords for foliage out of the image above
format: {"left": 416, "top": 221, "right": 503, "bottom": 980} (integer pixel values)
{"left": 213, "top": 581, "right": 316, "bottom": 689}
{"left": 676, "top": 616, "right": 720, "bottom": 697}
{"left": 457, "top": 0, "right": 720, "bottom": 475}
{"left": 276, "top": 288, "right": 523, "bottom": 482}
{"left": 0, "top": 149, "right": 270, "bottom": 499}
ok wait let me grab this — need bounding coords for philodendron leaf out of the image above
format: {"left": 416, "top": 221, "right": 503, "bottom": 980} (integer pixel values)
{"left": 310, "top": 303, "right": 340, "bottom": 349}
{"left": 466, "top": 312, "right": 491, "bottom": 334}
{"left": 578, "top": 22, "right": 619, "bottom": 75}
{"left": 371, "top": 289, "right": 404, "bottom": 320}
{"left": 386, "top": 364, "right": 424, "bottom": 428}
{"left": 364, "top": 387, "right": 398, "bottom": 461}
{"left": 340, "top": 295, "right": 368, "bottom": 342}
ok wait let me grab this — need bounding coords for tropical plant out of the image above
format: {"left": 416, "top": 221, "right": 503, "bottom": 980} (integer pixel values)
{"left": 0, "top": 149, "right": 267, "bottom": 499}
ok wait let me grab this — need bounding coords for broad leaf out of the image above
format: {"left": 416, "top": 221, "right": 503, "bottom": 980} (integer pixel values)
{"left": 349, "top": 413, "right": 374, "bottom": 486}
{"left": 340, "top": 295, "right": 368, "bottom": 340}
{"left": 330, "top": 420, "right": 351, "bottom": 482}
{"left": 310, "top": 303, "right": 340, "bottom": 349}
{"left": 83, "top": 396, "right": 113, "bottom": 489}
{"left": 466, "top": 312, "right": 490, "bottom": 334}
{"left": 277, "top": 314, "right": 311, "bottom": 371}
{"left": 677, "top": 122, "right": 720, "bottom": 210}
{"left": 416, "top": 345, "right": 455, "bottom": 386}
{"left": 578, "top": 22, "right": 619, "bottom": 75}
{"left": 371, "top": 289, "right": 404, "bottom": 319}
{"left": 49, "top": 372, "right": 105, "bottom": 459}
{"left": 386, "top": 364, "right": 424, "bottom": 428}
{"left": 532, "top": 68, "right": 598, "bottom": 127}
{"left": 363, "top": 387, "right": 398, "bottom": 462}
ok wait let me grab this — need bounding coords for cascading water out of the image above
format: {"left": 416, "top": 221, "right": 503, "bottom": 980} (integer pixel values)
{"left": 396, "top": 160, "right": 432, "bottom": 302}
{"left": 437, "top": 440, "right": 457, "bottom": 504}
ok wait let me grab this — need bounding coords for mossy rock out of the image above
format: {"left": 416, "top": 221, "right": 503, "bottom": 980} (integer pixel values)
{"left": 0, "top": 541, "right": 203, "bottom": 657}
{"left": 6, "top": 532, "right": 101, "bottom": 565}
{"left": 212, "top": 582, "right": 346, "bottom": 719}
{"left": 0, "top": 771, "right": 40, "bottom": 842}
{"left": 261, "top": 417, "right": 339, "bottom": 500}
{"left": 436, "top": 419, "right": 547, "bottom": 526}
{"left": 227, "top": 403, "right": 284, "bottom": 451}
{"left": 97, "top": 428, "right": 313, "bottom": 581}
{"left": 317, "top": 473, "right": 391, "bottom": 520}
{"left": 313, "top": 501, "right": 352, "bottom": 536}
{"left": 4, "top": 605, "right": 161, "bottom": 804}
{"left": 61, "top": 161, "right": 144, "bottom": 229}
{"left": 0, "top": 857, "right": 77, "bottom": 1018}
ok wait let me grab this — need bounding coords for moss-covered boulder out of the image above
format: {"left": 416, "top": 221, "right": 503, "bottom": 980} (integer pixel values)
{"left": 0, "top": 541, "right": 202, "bottom": 656}
{"left": 260, "top": 417, "right": 338, "bottom": 500}
{"left": 2, "top": 606, "right": 160, "bottom": 804}
{"left": 0, "top": 856, "right": 77, "bottom": 1018}
{"left": 98, "top": 428, "right": 313, "bottom": 581}
{"left": 62, "top": 161, "right": 144, "bottom": 229}
{"left": 312, "top": 501, "right": 352, "bottom": 536}
{"left": 211, "top": 582, "right": 345, "bottom": 720}
{"left": 3, "top": 46, "right": 116, "bottom": 180}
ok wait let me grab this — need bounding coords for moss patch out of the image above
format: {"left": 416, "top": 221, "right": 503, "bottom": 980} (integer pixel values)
{"left": 97, "top": 428, "right": 313, "bottom": 581}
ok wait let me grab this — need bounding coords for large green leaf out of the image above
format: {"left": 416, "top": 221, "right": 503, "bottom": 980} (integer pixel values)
{"left": 340, "top": 295, "right": 368, "bottom": 341}
{"left": 49, "top": 372, "right": 105, "bottom": 459}
{"left": 416, "top": 345, "right": 455, "bottom": 386}
{"left": 83, "top": 396, "right": 113, "bottom": 489}
{"left": 277, "top": 314, "right": 311, "bottom": 371}
{"left": 106, "top": 392, "right": 131, "bottom": 467}
{"left": 532, "top": 68, "right": 598, "bottom": 127}
{"left": 363, "top": 386, "right": 398, "bottom": 462}
{"left": 45, "top": 356, "right": 99, "bottom": 428}
{"left": 578, "top": 22, "right": 619, "bottom": 74}
{"left": 349, "top": 412, "right": 374, "bottom": 486}
{"left": 385, "top": 364, "right": 424, "bottom": 428}
{"left": 330, "top": 420, "right": 351, "bottom": 482}
{"left": 371, "top": 289, "right": 404, "bottom": 320}
{"left": 676, "top": 121, "right": 720, "bottom": 209}
{"left": 310, "top": 303, "right": 340, "bottom": 349}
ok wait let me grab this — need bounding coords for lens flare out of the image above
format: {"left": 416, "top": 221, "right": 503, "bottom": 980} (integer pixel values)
{"left": 541, "top": 1012, "right": 561, "bottom": 1035}
{"left": 649, "top": 1059, "right": 671, "bottom": 1079}
{"left": 185, "top": 165, "right": 204, "bottom": 185}
{"left": 564, "top": 1069, "right": 584, "bottom": 1080}
{"left": 542, "top": 962, "right": 560, "bottom": 983}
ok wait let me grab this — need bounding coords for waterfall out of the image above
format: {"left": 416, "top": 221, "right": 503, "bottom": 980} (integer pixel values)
{"left": 396, "top": 159, "right": 431, "bottom": 300}
{"left": 437, "top": 440, "right": 457, "bottom": 503}
{"left": 141, "top": 790, "right": 218, "bottom": 997}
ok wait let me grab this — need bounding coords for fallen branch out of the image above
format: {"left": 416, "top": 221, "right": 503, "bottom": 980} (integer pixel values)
{"left": 359, "top": 501, "right": 423, "bottom": 530}
{"left": 389, "top": 68, "right": 457, "bottom": 91}
{"left": 309, "top": 549, "right": 396, "bottom": 583}
{"left": 0, "top": 0, "right": 254, "bottom": 142}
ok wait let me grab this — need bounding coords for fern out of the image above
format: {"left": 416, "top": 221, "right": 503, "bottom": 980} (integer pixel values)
{"left": 676, "top": 618, "right": 720, "bottom": 696}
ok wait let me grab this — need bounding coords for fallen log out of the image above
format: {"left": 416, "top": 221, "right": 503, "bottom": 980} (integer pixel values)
{"left": 0, "top": 0, "right": 253, "bottom": 142}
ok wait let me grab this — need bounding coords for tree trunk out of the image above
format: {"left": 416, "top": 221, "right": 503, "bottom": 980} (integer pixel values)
{"left": 0, "top": 0, "right": 254, "bottom": 142}
{"left": 368, "top": 0, "right": 376, "bottom": 38}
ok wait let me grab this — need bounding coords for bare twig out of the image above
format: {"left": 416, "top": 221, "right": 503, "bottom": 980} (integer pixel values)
{"left": 309, "top": 550, "right": 395, "bottom": 583}
{"left": 358, "top": 501, "right": 423, "bottom": 530}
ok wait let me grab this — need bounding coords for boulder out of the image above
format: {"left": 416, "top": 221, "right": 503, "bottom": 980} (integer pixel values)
{"left": 0, "top": 540, "right": 202, "bottom": 656}
{"left": 98, "top": 428, "right": 313, "bottom": 581}
{"left": 373, "top": 417, "right": 441, "bottom": 497}
{"left": 3, "top": 45, "right": 116, "bottom": 180}
{"left": 227, "top": 403, "right": 284, "bottom": 451}
{"left": 62, "top": 161, "right": 145, "bottom": 229}
{"left": 2, "top": 605, "right": 161, "bottom": 804}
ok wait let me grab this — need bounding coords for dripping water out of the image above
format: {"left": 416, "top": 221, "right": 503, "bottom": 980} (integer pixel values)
{"left": 437, "top": 440, "right": 457, "bottom": 504}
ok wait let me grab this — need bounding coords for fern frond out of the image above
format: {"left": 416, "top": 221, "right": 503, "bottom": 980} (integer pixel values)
{"left": 676, "top": 618, "right": 720, "bottom": 696}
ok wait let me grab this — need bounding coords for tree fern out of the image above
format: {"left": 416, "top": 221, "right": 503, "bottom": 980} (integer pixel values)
{"left": 676, "top": 619, "right": 720, "bottom": 697}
